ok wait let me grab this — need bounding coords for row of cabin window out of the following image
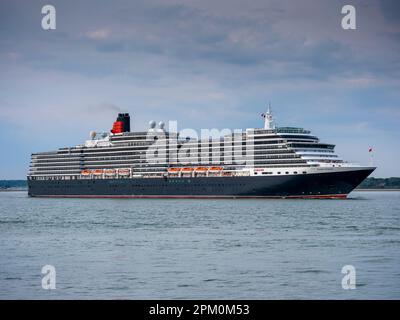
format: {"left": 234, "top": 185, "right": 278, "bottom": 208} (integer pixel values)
{"left": 254, "top": 171, "right": 307, "bottom": 175}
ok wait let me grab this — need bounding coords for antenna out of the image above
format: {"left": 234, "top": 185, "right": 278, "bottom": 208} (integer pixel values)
{"left": 264, "top": 102, "right": 275, "bottom": 129}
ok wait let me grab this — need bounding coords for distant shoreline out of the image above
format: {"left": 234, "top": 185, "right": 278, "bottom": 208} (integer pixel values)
{"left": 355, "top": 188, "right": 400, "bottom": 191}
{"left": 1, "top": 188, "right": 400, "bottom": 193}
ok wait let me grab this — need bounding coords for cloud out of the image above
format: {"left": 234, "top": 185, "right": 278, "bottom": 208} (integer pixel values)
{"left": 86, "top": 28, "right": 111, "bottom": 40}
{"left": 4, "top": 52, "right": 21, "bottom": 60}
{"left": 0, "top": 0, "right": 399, "bottom": 178}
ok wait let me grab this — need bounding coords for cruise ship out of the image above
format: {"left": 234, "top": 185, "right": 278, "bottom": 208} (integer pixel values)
{"left": 28, "top": 109, "right": 375, "bottom": 198}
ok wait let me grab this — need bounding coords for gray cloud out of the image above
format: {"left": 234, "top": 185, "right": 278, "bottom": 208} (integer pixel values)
{"left": 0, "top": 0, "right": 399, "bottom": 177}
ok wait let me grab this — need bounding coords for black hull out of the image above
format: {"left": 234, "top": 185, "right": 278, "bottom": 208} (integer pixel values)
{"left": 28, "top": 168, "right": 374, "bottom": 199}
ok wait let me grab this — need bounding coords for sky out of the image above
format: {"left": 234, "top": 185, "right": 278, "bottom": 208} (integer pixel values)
{"left": 0, "top": 0, "right": 399, "bottom": 179}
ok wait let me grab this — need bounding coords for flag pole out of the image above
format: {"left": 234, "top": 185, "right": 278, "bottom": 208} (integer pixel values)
{"left": 369, "top": 147, "right": 374, "bottom": 166}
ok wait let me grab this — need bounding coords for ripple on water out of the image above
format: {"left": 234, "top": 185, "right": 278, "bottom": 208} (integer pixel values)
{"left": 0, "top": 191, "right": 399, "bottom": 299}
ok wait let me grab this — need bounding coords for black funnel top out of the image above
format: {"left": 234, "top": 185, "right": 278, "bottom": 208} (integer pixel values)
{"left": 117, "top": 113, "right": 130, "bottom": 132}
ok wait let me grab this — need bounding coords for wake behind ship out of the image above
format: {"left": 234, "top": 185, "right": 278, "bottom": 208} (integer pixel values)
{"left": 28, "top": 109, "right": 375, "bottom": 198}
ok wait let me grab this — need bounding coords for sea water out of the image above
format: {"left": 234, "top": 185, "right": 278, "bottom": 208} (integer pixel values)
{"left": 0, "top": 191, "right": 399, "bottom": 299}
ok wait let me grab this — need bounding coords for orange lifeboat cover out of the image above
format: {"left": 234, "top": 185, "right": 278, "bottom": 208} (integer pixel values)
{"left": 195, "top": 167, "right": 208, "bottom": 171}
{"left": 209, "top": 166, "right": 223, "bottom": 171}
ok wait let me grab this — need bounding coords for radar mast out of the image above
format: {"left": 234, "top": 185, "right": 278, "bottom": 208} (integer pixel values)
{"left": 264, "top": 102, "right": 275, "bottom": 129}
